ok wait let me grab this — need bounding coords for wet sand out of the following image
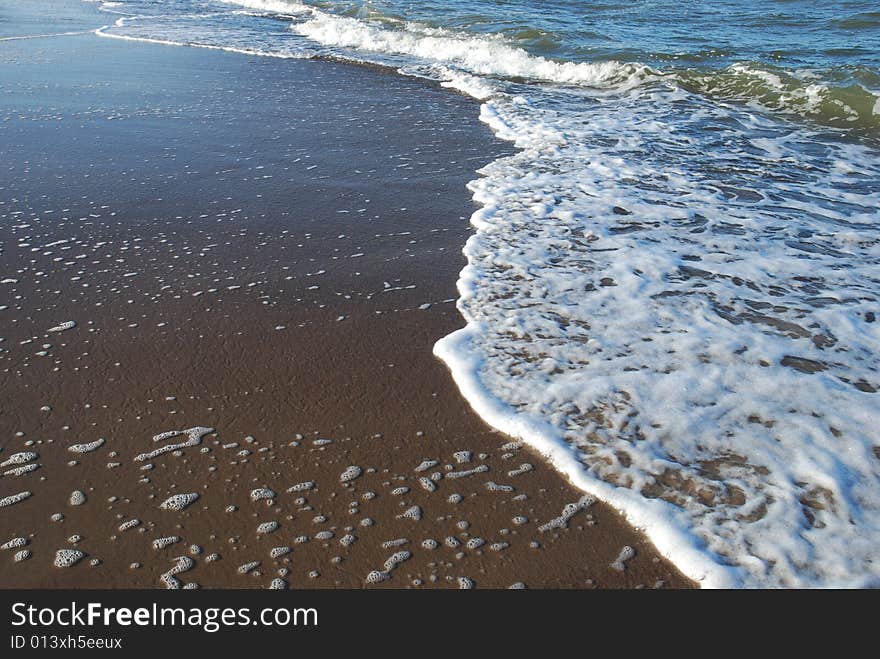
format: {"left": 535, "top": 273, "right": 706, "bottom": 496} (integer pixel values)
{"left": 0, "top": 1, "right": 694, "bottom": 589}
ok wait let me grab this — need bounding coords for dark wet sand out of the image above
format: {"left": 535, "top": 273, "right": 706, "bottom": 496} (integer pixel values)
{"left": 0, "top": 1, "right": 694, "bottom": 589}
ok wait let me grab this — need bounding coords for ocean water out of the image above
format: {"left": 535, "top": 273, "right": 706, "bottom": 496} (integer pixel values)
{"left": 86, "top": 0, "right": 879, "bottom": 588}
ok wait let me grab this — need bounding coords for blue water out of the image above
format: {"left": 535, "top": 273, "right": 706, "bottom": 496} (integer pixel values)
{"left": 90, "top": 0, "right": 880, "bottom": 587}
{"left": 333, "top": 0, "right": 880, "bottom": 71}
{"left": 93, "top": 0, "right": 880, "bottom": 132}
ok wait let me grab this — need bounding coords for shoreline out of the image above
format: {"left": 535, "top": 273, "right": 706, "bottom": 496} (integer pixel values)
{"left": 0, "top": 0, "right": 694, "bottom": 589}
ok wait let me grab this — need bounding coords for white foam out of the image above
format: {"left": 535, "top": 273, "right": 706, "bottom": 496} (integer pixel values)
{"left": 446, "top": 465, "right": 489, "bottom": 479}
{"left": 1, "top": 537, "right": 27, "bottom": 550}
{"left": 53, "top": 549, "right": 84, "bottom": 568}
{"left": 159, "top": 493, "right": 199, "bottom": 511}
{"left": 257, "top": 521, "right": 279, "bottom": 534}
{"left": 269, "top": 577, "right": 287, "bottom": 589}
{"left": 237, "top": 560, "right": 260, "bottom": 574}
{"left": 339, "top": 465, "right": 362, "bottom": 482}
{"left": 68, "top": 439, "right": 104, "bottom": 453}
{"left": 3, "top": 464, "right": 39, "bottom": 477}
{"left": 134, "top": 427, "right": 212, "bottom": 462}
{"left": 161, "top": 556, "right": 194, "bottom": 589}
{"left": 152, "top": 536, "right": 181, "bottom": 550}
{"left": 0, "top": 491, "right": 31, "bottom": 508}
{"left": 47, "top": 320, "right": 76, "bottom": 333}
{"left": 435, "top": 85, "right": 880, "bottom": 588}
{"left": 288, "top": 9, "right": 648, "bottom": 90}
{"left": 611, "top": 546, "right": 636, "bottom": 572}
{"left": 382, "top": 550, "right": 411, "bottom": 571}
{"left": 365, "top": 570, "right": 389, "bottom": 584}
{"left": 537, "top": 496, "right": 594, "bottom": 533}
{"left": 397, "top": 505, "right": 422, "bottom": 521}
{"left": 250, "top": 487, "right": 276, "bottom": 502}
{"left": 0, "top": 452, "right": 38, "bottom": 467}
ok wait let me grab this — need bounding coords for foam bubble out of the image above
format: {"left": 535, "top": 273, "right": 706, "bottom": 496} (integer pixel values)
{"left": 507, "top": 464, "right": 534, "bottom": 478}
{"left": 53, "top": 549, "right": 84, "bottom": 568}
{"left": 160, "top": 556, "right": 194, "bottom": 589}
{"left": 365, "top": 570, "right": 389, "bottom": 584}
{"left": 0, "top": 491, "right": 31, "bottom": 508}
{"left": 1, "top": 537, "right": 27, "bottom": 550}
{"left": 238, "top": 560, "right": 260, "bottom": 574}
{"left": 134, "top": 427, "right": 212, "bottom": 462}
{"left": 250, "top": 487, "right": 276, "bottom": 502}
{"left": 397, "top": 505, "right": 422, "bottom": 521}
{"left": 339, "top": 466, "right": 362, "bottom": 483}
{"left": 538, "top": 496, "right": 595, "bottom": 533}
{"left": 611, "top": 546, "right": 636, "bottom": 572}
{"left": 159, "top": 493, "right": 199, "bottom": 511}
{"left": 47, "top": 320, "right": 76, "bottom": 333}
{"left": 383, "top": 550, "right": 411, "bottom": 571}
{"left": 152, "top": 536, "right": 180, "bottom": 550}
{"left": 257, "top": 521, "right": 279, "bottom": 534}
{"left": 3, "top": 464, "right": 39, "bottom": 477}
{"left": 0, "top": 452, "right": 38, "bottom": 467}
{"left": 446, "top": 465, "right": 489, "bottom": 480}
{"left": 68, "top": 439, "right": 104, "bottom": 453}
{"left": 290, "top": 10, "right": 648, "bottom": 90}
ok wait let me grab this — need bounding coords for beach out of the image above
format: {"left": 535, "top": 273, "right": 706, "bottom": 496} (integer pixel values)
{"left": 0, "top": 0, "right": 693, "bottom": 589}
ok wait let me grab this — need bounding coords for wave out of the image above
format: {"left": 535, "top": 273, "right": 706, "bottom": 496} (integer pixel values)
{"left": 94, "top": 0, "right": 880, "bottom": 588}
{"left": 95, "top": 13, "right": 311, "bottom": 59}
{"left": 213, "top": 1, "right": 880, "bottom": 132}
{"left": 290, "top": 10, "right": 650, "bottom": 90}
{"left": 680, "top": 63, "right": 880, "bottom": 131}
{"left": 438, "top": 89, "right": 880, "bottom": 588}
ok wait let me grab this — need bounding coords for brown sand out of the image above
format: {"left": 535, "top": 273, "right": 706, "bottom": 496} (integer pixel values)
{"left": 0, "top": 7, "right": 694, "bottom": 589}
